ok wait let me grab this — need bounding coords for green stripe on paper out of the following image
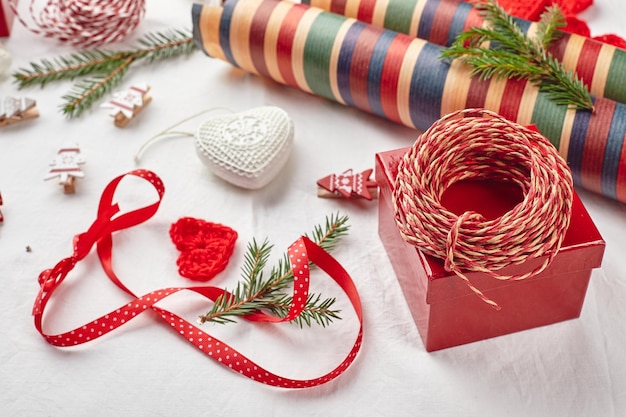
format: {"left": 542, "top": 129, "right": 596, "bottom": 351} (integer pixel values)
{"left": 605, "top": 48, "right": 626, "bottom": 104}
{"left": 303, "top": 12, "right": 345, "bottom": 100}
{"left": 531, "top": 94, "right": 568, "bottom": 150}
{"left": 383, "top": 0, "right": 417, "bottom": 36}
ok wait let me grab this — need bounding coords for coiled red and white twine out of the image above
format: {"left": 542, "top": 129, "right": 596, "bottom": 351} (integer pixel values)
{"left": 393, "top": 108, "right": 574, "bottom": 310}
{"left": 10, "top": 0, "right": 145, "bottom": 47}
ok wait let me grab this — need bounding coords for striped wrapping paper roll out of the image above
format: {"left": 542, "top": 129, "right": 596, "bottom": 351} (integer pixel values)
{"left": 303, "top": 0, "right": 626, "bottom": 106}
{"left": 191, "top": 0, "right": 626, "bottom": 202}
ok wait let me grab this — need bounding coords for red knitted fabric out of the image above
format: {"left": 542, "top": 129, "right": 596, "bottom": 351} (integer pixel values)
{"left": 563, "top": 15, "right": 591, "bottom": 37}
{"left": 594, "top": 34, "right": 626, "bottom": 49}
{"left": 497, "top": 0, "right": 626, "bottom": 49}
{"left": 553, "top": 0, "right": 593, "bottom": 15}
{"left": 496, "top": 0, "right": 548, "bottom": 21}
{"left": 169, "top": 217, "right": 238, "bottom": 281}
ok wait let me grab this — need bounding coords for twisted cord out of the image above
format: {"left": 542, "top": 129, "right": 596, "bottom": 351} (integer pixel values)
{"left": 10, "top": 0, "right": 145, "bottom": 48}
{"left": 393, "top": 108, "right": 574, "bottom": 309}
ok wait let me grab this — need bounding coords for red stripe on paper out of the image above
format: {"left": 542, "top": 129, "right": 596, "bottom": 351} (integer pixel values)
{"left": 330, "top": 0, "right": 348, "bottom": 15}
{"left": 581, "top": 98, "right": 615, "bottom": 193}
{"left": 462, "top": 7, "right": 483, "bottom": 31}
{"left": 250, "top": 0, "right": 279, "bottom": 78}
{"left": 349, "top": 24, "right": 381, "bottom": 113}
{"left": 576, "top": 38, "right": 602, "bottom": 89}
{"left": 276, "top": 4, "right": 307, "bottom": 88}
{"left": 498, "top": 78, "right": 527, "bottom": 122}
{"left": 547, "top": 32, "right": 571, "bottom": 62}
{"left": 356, "top": 0, "right": 377, "bottom": 24}
{"left": 429, "top": 0, "right": 459, "bottom": 46}
{"left": 465, "top": 76, "right": 490, "bottom": 109}
{"left": 380, "top": 35, "right": 413, "bottom": 124}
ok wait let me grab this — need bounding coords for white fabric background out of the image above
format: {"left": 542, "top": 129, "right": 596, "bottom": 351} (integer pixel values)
{"left": 1, "top": 1, "right": 625, "bottom": 416}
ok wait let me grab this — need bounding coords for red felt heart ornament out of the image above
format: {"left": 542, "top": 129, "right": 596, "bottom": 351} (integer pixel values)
{"left": 169, "top": 217, "right": 238, "bottom": 281}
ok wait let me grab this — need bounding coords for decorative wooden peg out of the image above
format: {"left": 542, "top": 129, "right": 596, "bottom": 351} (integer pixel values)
{"left": 101, "top": 83, "right": 151, "bottom": 127}
{"left": 44, "top": 144, "right": 85, "bottom": 194}
{"left": 317, "top": 168, "right": 378, "bottom": 200}
{"left": 0, "top": 97, "right": 39, "bottom": 127}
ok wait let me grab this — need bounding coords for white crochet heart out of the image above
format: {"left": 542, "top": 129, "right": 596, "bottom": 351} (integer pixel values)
{"left": 194, "top": 106, "right": 294, "bottom": 189}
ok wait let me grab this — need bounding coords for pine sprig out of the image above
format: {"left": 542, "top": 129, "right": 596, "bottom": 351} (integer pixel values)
{"left": 12, "top": 28, "right": 196, "bottom": 117}
{"left": 440, "top": 0, "right": 593, "bottom": 111}
{"left": 60, "top": 57, "right": 133, "bottom": 118}
{"left": 198, "top": 213, "right": 350, "bottom": 327}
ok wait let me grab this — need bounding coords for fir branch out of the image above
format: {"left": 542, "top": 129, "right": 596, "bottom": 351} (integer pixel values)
{"left": 266, "top": 293, "right": 342, "bottom": 328}
{"left": 440, "top": 0, "right": 593, "bottom": 111}
{"left": 198, "top": 213, "right": 350, "bottom": 327}
{"left": 134, "top": 29, "right": 197, "bottom": 63}
{"left": 60, "top": 57, "right": 133, "bottom": 118}
{"left": 534, "top": 5, "right": 565, "bottom": 50}
{"left": 13, "top": 50, "right": 133, "bottom": 88}
{"left": 12, "top": 28, "right": 196, "bottom": 117}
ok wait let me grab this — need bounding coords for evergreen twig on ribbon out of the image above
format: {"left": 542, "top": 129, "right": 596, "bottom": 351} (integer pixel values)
{"left": 12, "top": 28, "right": 196, "bottom": 118}
{"left": 198, "top": 213, "right": 350, "bottom": 328}
{"left": 440, "top": 0, "right": 593, "bottom": 111}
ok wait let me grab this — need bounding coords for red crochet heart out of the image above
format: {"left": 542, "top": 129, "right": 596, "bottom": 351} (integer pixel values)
{"left": 169, "top": 217, "right": 238, "bottom": 281}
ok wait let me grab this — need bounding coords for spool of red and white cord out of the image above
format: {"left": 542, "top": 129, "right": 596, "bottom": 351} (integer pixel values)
{"left": 10, "top": 0, "right": 145, "bottom": 47}
{"left": 393, "top": 108, "right": 574, "bottom": 310}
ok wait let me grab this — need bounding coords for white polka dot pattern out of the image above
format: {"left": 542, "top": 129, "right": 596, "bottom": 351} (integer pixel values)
{"left": 33, "top": 171, "right": 363, "bottom": 388}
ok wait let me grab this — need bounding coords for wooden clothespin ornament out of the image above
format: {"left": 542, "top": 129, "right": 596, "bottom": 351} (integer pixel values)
{"left": 101, "top": 83, "right": 151, "bottom": 127}
{"left": 317, "top": 168, "right": 378, "bottom": 200}
{"left": 44, "top": 144, "right": 85, "bottom": 194}
{"left": 0, "top": 97, "right": 39, "bottom": 127}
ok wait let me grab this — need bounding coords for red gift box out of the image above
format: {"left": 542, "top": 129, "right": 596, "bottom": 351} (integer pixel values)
{"left": 1, "top": 0, "right": 15, "bottom": 37}
{"left": 376, "top": 147, "right": 605, "bottom": 352}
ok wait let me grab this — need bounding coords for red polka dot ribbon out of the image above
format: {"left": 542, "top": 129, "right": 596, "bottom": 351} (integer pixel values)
{"left": 33, "top": 169, "right": 363, "bottom": 388}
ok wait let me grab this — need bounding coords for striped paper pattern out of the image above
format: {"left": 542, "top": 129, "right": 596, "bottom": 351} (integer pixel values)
{"left": 192, "top": 0, "right": 626, "bottom": 203}
{"left": 303, "top": 0, "right": 626, "bottom": 106}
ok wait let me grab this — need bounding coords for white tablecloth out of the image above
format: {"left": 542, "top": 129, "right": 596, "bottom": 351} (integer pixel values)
{"left": 1, "top": 1, "right": 625, "bottom": 416}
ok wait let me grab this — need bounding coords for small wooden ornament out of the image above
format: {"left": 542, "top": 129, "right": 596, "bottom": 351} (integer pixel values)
{"left": 317, "top": 169, "right": 378, "bottom": 200}
{"left": 44, "top": 144, "right": 86, "bottom": 194}
{"left": 101, "top": 83, "right": 151, "bottom": 127}
{"left": 0, "top": 97, "right": 39, "bottom": 127}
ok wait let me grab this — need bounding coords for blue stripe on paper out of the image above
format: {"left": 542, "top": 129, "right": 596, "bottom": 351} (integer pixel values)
{"left": 417, "top": 0, "right": 441, "bottom": 41}
{"left": 191, "top": 4, "right": 205, "bottom": 54}
{"left": 219, "top": 0, "right": 238, "bottom": 67}
{"left": 368, "top": 30, "right": 397, "bottom": 117}
{"left": 337, "top": 22, "right": 365, "bottom": 107}
{"left": 568, "top": 102, "right": 594, "bottom": 187}
{"left": 515, "top": 17, "right": 532, "bottom": 34}
{"left": 602, "top": 102, "right": 626, "bottom": 198}
{"left": 409, "top": 42, "right": 449, "bottom": 130}
{"left": 446, "top": 2, "right": 472, "bottom": 46}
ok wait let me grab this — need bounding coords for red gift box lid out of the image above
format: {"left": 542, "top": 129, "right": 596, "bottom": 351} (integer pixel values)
{"left": 376, "top": 147, "right": 606, "bottom": 304}
{"left": 1, "top": 0, "right": 15, "bottom": 37}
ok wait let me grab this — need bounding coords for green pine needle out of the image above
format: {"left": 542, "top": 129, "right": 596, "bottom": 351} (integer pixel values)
{"left": 12, "top": 28, "right": 196, "bottom": 117}
{"left": 440, "top": 0, "right": 593, "bottom": 111}
{"left": 198, "top": 213, "right": 350, "bottom": 327}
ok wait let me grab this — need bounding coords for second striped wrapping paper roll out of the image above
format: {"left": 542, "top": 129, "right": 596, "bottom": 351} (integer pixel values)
{"left": 192, "top": 0, "right": 626, "bottom": 203}
{"left": 303, "top": 0, "right": 626, "bottom": 106}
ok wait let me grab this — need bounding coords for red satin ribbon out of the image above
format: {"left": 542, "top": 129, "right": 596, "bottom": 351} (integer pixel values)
{"left": 33, "top": 169, "right": 363, "bottom": 388}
